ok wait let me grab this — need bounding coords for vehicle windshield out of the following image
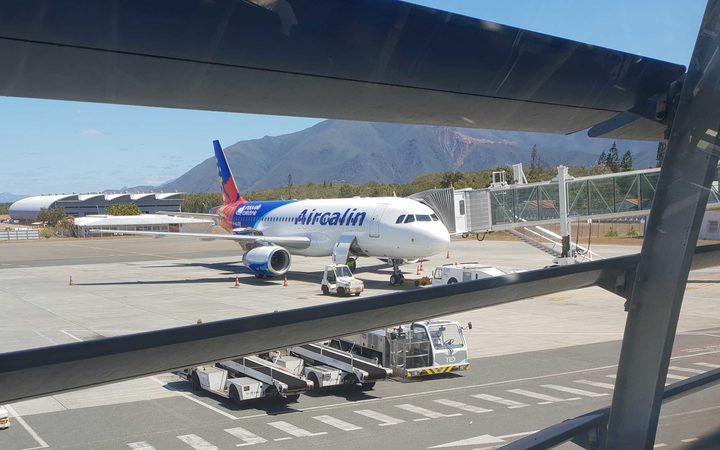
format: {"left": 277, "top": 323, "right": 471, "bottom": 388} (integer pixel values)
{"left": 336, "top": 266, "right": 352, "bottom": 278}
{"left": 428, "top": 324, "right": 464, "bottom": 349}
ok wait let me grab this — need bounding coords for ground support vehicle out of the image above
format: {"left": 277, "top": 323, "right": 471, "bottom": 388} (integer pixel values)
{"left": 290, "top": 343, "right": 391, "bottom": 390}
{"left": 332, "top": 319, "right": 470, "bottom": 378}
{"left": 0, "top": 405, "right": 9, "bottom": 429}
{"left": 187, "top": 355, "right": 312, "bottom": 404}
{"left": 432, "top": 263, "right": 511, "bottom": 285}
{"left": 321, "top": 263, "right": 364, "bottom": 296}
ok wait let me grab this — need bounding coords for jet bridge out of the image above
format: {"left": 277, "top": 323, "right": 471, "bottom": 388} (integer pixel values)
{"left": 413, "top": 165, "right": 720, "bottom": 235}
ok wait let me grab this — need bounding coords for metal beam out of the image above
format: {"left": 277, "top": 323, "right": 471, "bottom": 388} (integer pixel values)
{"left": 605, "top": 1, "right": 720, "bottom": 447}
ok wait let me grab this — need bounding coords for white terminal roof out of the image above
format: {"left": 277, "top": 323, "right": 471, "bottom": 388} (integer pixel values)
{"left": 73, "top": 214, "right": 212, "bottom": 227}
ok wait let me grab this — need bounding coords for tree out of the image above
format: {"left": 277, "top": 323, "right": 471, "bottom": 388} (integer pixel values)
{"left": 37, "top": 207, "right": 66, "bottom": 225}
{"left": 440, "top": 171, "right": 464, "bottom": 188}
{"left": 181, "top": 193, "right": 222, "bottom": 213}
{"left": 107, "top": 203, "right": 142, "bottom": 216}
{"left": 337, "top": 184, "right": 354, "bottom": 197}
{"left": 620, "top": 150, "right": 633, "bottom": 172}
{"left": 606, "top": 142, "right": 620, "bottom": 172}
{"left": 597, "top": 151, "right": 607, "bottom": 167}
{"left": 656, "top": 141, "right": 666, "bottom": 167}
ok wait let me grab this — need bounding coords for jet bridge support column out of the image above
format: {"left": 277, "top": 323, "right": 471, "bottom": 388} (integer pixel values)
{"left": 556, "top": 165, "right": 573, "bottom": 262}
{"left": 604, "top": 2, "right": 720, "bottom": 447}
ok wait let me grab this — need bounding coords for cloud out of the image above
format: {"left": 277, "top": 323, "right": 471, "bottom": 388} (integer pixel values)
{"left": 80, "top": 129, "right": 105, "bottom": 137}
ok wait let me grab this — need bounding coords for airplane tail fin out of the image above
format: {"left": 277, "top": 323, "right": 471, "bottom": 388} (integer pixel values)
{"left": 213, "top": 140, "right": 245, "bottom": 206}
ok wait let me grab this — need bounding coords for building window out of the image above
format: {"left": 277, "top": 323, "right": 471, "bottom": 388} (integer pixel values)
{"left": 459, "top": 200, "right": 465, "bottom": 215}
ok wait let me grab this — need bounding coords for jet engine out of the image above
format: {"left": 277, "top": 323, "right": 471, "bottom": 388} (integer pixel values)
{"left": 242, "top": 245, "right": 291, "bottom": 278}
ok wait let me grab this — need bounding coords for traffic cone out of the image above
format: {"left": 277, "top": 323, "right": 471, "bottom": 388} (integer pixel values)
{"left": 69, "top": 275, "right": 74, "bottom": 286}
{"left": 416, "top": 265, "right": 421, "bottom": 275}
{"left": 283, "top": 275, "right": 288, "bottom": 287}
{"left": 234, "top": 276, "right": 240, "bottom": 287}
{"left": 419, "top": 262, "right": 424, "bottom": 272}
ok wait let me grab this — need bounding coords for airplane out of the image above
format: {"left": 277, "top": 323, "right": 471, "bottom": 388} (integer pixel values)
{"left": 98, "top": 140, "right": 451, "bottom": 285}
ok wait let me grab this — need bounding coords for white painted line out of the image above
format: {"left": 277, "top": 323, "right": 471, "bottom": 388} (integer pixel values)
{"left": 354, "top": 409, "right": 405, "bottom": 426}
{"left": 414, "top": 417, "right": 431, "bottom": 422}
{"left": 225, "top": 427, "right": 267, "bottom": 446}
{"left": 395, "top": 403, "right": 462, "bottom": 419}
{"left": 267, "top": 421, "right": 327, "bottom": 437}
{"left": 60, "top": 330, "right": 84, "bottom": 342}
{"left": 541, "top": 384, "right": 608, "bottom": 398}
{"left": 433, "top": 398, "right": 492, "bottom": 413}
{"left": 127, "top": 442, "right": 156, "bottom": 450}
{"left": 177, "top": 434, "right": 218, "bottom": 450}
{"left": 665, "top": 373, "right": 689, "bottom": 381}
{"left": 668, "top": 365, "right": 705, "bottom": 374}
{"left": 312, "top": 415, "right": 362, "bottom": 431}
{"left": 273, "top": 437, "right": 292, "bottom": 442}
{"left": 681, "top": 438, "right": 699, "bottom": 443}
{"left": 32, "top": 329, "right": 58, "bottom": 345}
{"left": 149, "top": 377, "right": 238, "bottom": 420}
{"left": 605, "top": 374, "right": 617, "bottom": 379}
{"left": 574, "top": 379, "right": 615, "bottom": 390}
{"left": 653, "top": 444, "right": 668, "bottom": 448}
{"left": 694, "top": 362, "right": 720, "bottom": 369}
{"left": 471, "top": 393, "right": 528, "bottom": 409}
{"left": 507, "top": 389, "right": 580, "bottom": 403}
{"left": 497, "top": 430, "right": 539, "bottom": 439}
{"left": 5, "top": 404, "right": 49, "bottom": 449}
{"left": 429, "top": 433, "right": 506, "bottom": 448}
{"left": 660, "top": 405, "right": 720, "bottom": 419}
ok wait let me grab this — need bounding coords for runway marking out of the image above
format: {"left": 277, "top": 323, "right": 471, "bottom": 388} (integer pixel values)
{"left": 312, "top": 415, "right": 363, "bottom": 431}
{"left": 668, "top": 365, "right": 705, "bottom": 374}
{"left": 433, "top": 398, "right": 492, "bottom": 413}
{"left": 354, "top": 409, "right": 405, "bottom": 426}
{"left": 653, "top": 444, "right": 668, "bottom": 448}
{"left": 225, "top": 427, "right": 267, "bottom": 446}
{"left": 267, "top": 421, "right": 327, "bottom": 437}
{"left": 541, "top": 384, "right": 608, "bottom": 398}
{"left": 694, "top": 362, "right": 720, "bottom": 368}
{"left": 665, "top": 373, "right": 689, "bottom": 381}
{"left": 507, "top": 389, "right": 580, "bottom": 404}
{"left": 5, "top": 404, "right": 49, "bottom": 449}
{"left": 32, "top": 329, "right": 58, "bottom": 345}
{"left": 127, "top": 442, "right": 156, "bottom": 450}
{"left": 660, "top": 405, "right": 720, "bottom": 419}
{"left": 60, "top": 330, "right": 83, "bottom": 342}
{"left": 273, "top": 437, "right": 292, "bottom": 442}
{"left": 681, "top": 438, "right": 699, "bottom": 443}
{"left": 149, "top": 376, "right": 239, "bottom": 420}
{"left": 471, "top": 394, "right": 528, "bottom": 409}
{"left": 574, "top": 379, "right": 615, "bottom": 390}
{"left": 429, "top": 430, "right": 539, "bottom": 448}
{"left": 177, "top": 434, "right": 218, "bottom": 450}
{"left": 395, "top": 403, "right": 462, "bottom": 420}
{"left": 233, "top": 349, "right": 720, "bottom": 420}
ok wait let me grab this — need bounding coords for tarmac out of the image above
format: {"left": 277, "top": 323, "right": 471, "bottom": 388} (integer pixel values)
{"left": 0, "top": 236, "right": 718, "bottom": 449}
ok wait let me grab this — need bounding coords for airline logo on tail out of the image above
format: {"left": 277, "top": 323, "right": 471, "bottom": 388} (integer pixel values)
{"left": 213, "top": 140, "right": 245, "bottom": 206}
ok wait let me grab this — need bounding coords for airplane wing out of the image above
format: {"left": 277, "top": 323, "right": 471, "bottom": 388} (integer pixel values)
{"left": 89, "top": 229, "right": 311, "bottom": 250}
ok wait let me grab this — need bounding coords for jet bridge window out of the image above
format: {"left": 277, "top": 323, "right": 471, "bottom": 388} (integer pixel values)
{"left": 430, "top": 214, "right": 439, "bottom": 221}
{"left": 404, "top": 215, "right": 416, "bottom": 223}
{"left": 416, "top": 215, "right": 431, "bottom": 222}
{"left": 396, "top": 215, "right": 406, "bottom": 224}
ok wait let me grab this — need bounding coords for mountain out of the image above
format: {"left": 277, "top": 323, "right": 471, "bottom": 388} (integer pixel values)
{"left": 161, "top": 120, "right": 659, "bottom": 194}
{"left": 0, "top": 192, "right": 29, "bottom": 203}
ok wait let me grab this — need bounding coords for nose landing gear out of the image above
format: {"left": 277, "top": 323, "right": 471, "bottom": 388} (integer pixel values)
{"left": 389, "top": 259, "right": 405, "bottom": 285}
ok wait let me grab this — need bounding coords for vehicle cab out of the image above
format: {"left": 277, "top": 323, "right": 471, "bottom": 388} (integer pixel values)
{"left": 321, "top": 264, "right": 364, "bottom": 296}
{"left": 0, "top": 405, "right": 9, "bottom": 429}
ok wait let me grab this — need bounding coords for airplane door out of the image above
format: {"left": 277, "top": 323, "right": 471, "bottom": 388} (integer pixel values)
{"left": 368, "top": 203, "right": 388, "bottom": 238}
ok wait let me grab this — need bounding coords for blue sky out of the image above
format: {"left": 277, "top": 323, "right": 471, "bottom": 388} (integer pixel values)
{"left": 0, "top": 0, "right": 707, "bottom": 195}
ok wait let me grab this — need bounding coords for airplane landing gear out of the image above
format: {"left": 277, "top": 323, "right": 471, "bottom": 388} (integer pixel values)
{"left": 389, "top": 259, "right": 405, "bottom": 285}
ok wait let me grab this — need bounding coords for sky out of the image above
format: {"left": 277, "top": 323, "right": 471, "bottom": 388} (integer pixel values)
{"left": 0, "top": 0, "right": 707, "bottom": 196}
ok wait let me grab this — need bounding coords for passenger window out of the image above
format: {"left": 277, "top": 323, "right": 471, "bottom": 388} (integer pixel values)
{"left": 404, "top": 215, "right": 415, "bottom": 223}
{"left": 416, "top": 215, "right": 431, "bottom": 222}
{"left": 459, "top": 200, "right": 465, "bottom": 215}
{"left": 396, "top": 215, "right": 406, "bottom": 224}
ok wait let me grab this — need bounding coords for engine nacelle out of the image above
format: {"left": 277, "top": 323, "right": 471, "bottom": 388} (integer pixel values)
{"left": 242, "top": 245, "right": 291, "bottom": 277}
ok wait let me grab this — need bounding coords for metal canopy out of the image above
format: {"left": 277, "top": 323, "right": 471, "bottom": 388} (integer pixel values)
{"left": 0, "top": 0, "right": 683, "bottom": 138}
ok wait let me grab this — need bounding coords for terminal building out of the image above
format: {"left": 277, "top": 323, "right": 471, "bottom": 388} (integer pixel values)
{"left": 8, "top": 193, "right": 185, "bottom": 222}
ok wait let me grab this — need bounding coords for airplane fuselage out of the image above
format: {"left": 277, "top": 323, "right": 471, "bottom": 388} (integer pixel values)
{"left": 215, "top": 197, "right": 450, "bottom": 259}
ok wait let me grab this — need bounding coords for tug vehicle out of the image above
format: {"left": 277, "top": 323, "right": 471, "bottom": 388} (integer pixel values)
{"left": 321, "top": 264, "right": 364, "bottom": 296}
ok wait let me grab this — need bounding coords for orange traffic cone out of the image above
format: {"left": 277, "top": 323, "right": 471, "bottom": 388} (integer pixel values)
{"left": 419, "top": 262, "right": 424, "bottom": 272}
{"left": 69, "top": 276, "right": 74, "bottom": 286}
{"left": 283, "top": 275, "right": 288, "bottom": 287}
{"left": 234, "top": 276, "right": 240, "bottom": 287}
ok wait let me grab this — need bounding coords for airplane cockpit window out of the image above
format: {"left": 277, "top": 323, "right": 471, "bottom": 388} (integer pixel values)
{"left": 404, "top": 215, "right": 416, "bottom": 223}
{"left": 396, "top": 215, "right": 406, "bottom": 223}
{"left": 416, "top": 215, "right": 431, "bottom": 222}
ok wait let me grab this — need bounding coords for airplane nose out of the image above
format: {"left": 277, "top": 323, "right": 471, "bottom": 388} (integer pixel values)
{"left": 424, "top": 227, "right": 450, "bottom": 253}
